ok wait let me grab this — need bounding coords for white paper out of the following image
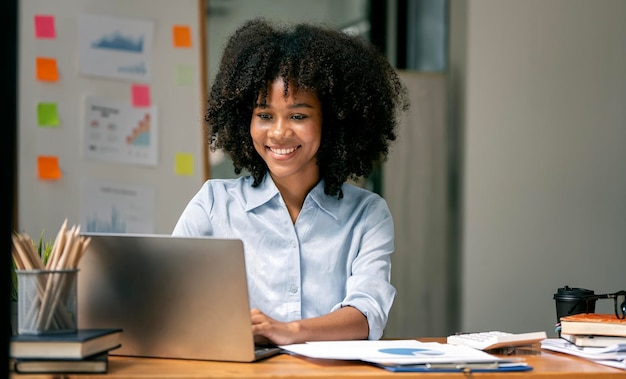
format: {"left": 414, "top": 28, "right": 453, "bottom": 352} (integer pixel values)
{"left": 82, "top": 95, "right": 158, "bottom": 166}
{"left": 280, "top": 340, "right": 509, "bottom": 365}
{"left": 80, "top": 179, "right": 156, "bottom": 234}
{"left": 541, "top": 338, "right": 626, "bottom": 361}
{"left": 78, "top": 14, "right": 154, "bottom": 82}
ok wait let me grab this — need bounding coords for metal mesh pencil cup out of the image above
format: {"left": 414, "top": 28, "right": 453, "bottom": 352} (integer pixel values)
{"left": 17, "top": 269, "right": 78, "bottom": 335}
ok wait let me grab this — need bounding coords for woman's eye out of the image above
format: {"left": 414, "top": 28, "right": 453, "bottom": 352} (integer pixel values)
{"left": 257, "top": 113, "right": 272, "bottom": 120}
{"left": 291, "top": 114, "right": 306, "bottom": 120}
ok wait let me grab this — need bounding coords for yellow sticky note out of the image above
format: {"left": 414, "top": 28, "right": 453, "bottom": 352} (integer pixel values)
{"left": 37, "top": 156, "right": 62, "bottom": 180}
{"left": 36, "top": 57, "right": 59, "bottom": 82}
{"left": 37, "top": 103, "right": 60, "bottom": 127}
{"left": 172, "top": 25, "right": 192, "bottom": 48}
{"left": 175, "top": 153, "right": 194, "bottom": 176}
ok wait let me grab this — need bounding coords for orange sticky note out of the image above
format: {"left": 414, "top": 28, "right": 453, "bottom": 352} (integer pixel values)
{"left": 37, "top": 156, "right": 62, "bottom": 180}
{"left": 172, "top": 25, "right": 192, "bottom": 48}
{"left": 34, "top": 15, "right": 56, "bottom": 38}
{"left": 36, "top": 57, "right": 59, "bottom": 82}
{"left": 175, "top": 153, "right": 194, "bottom": 176}
{"left": 131, "top": 84, "right": 150, "bottom": 107}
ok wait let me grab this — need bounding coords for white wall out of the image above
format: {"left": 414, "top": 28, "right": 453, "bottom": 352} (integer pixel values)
{"left": 456, "top": 0, "right": 626, "bottom": 335}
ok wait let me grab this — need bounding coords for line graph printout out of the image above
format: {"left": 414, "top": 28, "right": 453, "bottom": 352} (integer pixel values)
{"left": 78, "top": 13, "right": 154, "bottom": 82}
{"left": 83, "top": 95, "right": 158, "bottom": 166}
{"left": 80, "top": 178, "right": 156, "bottom": 234}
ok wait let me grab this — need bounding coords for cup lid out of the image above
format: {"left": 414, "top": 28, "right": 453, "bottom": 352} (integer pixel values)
{"left": 554, "top": 285, "right": 594, "bottom": 299}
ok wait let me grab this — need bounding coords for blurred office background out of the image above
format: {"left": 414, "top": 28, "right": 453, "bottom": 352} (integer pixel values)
{"left": 204, "top": 0, "right": 626, "bottom": 338}
{"left": 8, "top": 0, "right": 626, "bottom": 341}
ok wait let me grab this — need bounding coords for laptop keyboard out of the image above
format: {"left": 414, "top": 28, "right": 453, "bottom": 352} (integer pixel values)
{"left": 254, "top": 345, "right": 282, "bottom": 359}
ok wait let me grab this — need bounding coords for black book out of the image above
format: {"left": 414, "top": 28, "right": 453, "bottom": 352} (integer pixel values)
{"left": 10, "top": 328, "right": 122, "bottom": 359}
{"left": 11, "top": 351, "right": 112, "bottom": 374}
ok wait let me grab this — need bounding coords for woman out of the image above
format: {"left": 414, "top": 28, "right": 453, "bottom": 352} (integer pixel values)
{"left": 173, "top": 18, "right": 409, "bottom": 345}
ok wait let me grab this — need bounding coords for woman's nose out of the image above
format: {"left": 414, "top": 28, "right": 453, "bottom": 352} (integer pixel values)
{"left": 269, "top": 117, "right": 292, "bottom": 138}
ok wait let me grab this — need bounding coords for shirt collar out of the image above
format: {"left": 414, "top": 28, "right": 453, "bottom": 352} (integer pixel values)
{"left": 308, "top": 180, "right": 340, "bottom": 221}
{"left": 243, "top": 173, "right": 340, "bottom": 221}
{"left": 243, "top": 173, "right": 280, "bottom": 211}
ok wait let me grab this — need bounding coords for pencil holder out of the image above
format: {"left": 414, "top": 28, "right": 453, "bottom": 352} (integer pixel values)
{"left": 17, "top": 269, "right": 78, "bottom": 335}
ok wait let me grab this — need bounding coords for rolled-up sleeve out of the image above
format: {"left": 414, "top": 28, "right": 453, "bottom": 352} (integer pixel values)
{"left": 333, "top": 196, "right": 396, "bottom": 340}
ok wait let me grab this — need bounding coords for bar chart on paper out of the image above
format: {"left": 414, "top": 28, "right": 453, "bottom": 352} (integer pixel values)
{"left": 84, "top": 206, "right": 127, "bottom": 233}
{"left": 80, "top": 180, "right": 157, "bottom": 234}
{"left": 126, "top": 114, "right": 151, "bottom": 147}
{"left": 83, "top": 95, "right": 158, "bottom": 166}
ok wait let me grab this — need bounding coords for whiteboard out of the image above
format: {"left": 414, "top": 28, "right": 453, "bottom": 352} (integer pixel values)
{"left": 17, "top": 0, "right": 207, "bottom": 239}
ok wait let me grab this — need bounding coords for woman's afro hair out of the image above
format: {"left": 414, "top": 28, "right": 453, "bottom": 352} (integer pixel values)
{"left": 206, "top": 18, "right": 409, "bottom": 198}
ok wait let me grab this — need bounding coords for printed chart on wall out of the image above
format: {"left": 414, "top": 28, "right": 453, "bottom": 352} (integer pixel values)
{"left": 80, "top": 179, "right": 156, "bottom": 234}
{"left": 77, "top": 13, "right": 154, "bottom": 82}
{"left": 83, "top": 95, "right": 158, "bottom": 166}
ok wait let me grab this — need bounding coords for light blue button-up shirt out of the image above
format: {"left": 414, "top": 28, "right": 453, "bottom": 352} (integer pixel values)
{"left": 172, "top": 174, "right": 396, "bottom": 340}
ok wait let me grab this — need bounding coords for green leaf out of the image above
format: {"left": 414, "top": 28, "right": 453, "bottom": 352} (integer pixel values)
{"left": 36, "top": 229, "right": 53, "bottom": 266}
{"left": 10, "top": 259, "right": 18, "bottom": 302}
{"left": 11, "top": 229, "right": 55, "bottom": 301}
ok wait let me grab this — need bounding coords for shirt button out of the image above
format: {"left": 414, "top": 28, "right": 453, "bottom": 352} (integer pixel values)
{"left": 290, "top": 284, "right": 299, "bottom": 293}
{"left": 291, "top": 240, "right": 297, "bottom": 248}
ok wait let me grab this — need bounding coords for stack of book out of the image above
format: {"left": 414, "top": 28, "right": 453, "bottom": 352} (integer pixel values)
{"left": 541, "top": 313, "right": 626, "bottom": 370}
{"left": 9, "top": 328, "right": 122, "bottom": 374}
{"left": 559, "top": 313, "right": 626, "bottom": 347}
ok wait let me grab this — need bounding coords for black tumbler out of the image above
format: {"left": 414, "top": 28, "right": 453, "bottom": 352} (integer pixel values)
{"left": 553, "top": 285, "right": 597, "bottom": 323}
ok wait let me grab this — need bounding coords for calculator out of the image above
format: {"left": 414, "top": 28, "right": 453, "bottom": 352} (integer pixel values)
{"left": 446, "top": 331, "right": 547, "bottom": 351}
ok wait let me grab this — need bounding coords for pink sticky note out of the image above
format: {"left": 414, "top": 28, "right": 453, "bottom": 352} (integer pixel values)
{"left": 34, "top": 15, "right": 56, "bottom": 39}
{"left": 131, "top": 84, "right": 151, "bottom": 107}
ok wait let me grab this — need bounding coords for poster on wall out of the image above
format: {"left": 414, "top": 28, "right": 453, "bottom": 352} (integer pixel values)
{"left": 82, "top": 95, "right": 158, "bottom": 166}
{"left": 80, "top": 179, "right": 156, "bottom": 234}
{"left": 78, "top": 13, "right": 154, "bottom": 82}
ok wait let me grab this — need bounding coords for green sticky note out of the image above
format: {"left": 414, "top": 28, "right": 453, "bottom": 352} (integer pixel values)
{"left": 37, "top": 102, "right": 60, "bottom": 127}
{"left": 176, "top": 64, "right": 194, "bottom": 86}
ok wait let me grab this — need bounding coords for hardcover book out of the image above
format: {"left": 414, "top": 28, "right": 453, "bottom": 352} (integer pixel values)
{"left": 10, "top": 328, "right": 122, "bottom": 359}
{"left": 560, "top": 313, "right": 626, "bottom": 337}
{"left": 11, "top": 351, "right": 110, "bottom": 374}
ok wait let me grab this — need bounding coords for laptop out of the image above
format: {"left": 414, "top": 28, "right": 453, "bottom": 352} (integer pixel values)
{"left": 76, "top": 233, "right": 282, "bottom": 362}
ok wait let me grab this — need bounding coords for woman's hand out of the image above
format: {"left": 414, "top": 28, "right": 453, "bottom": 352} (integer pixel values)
{"left": 250, "top": 306, "right": 369, "bottom": 345}
{"left": 251, "top": 308, "right": 299, "bottom": 345}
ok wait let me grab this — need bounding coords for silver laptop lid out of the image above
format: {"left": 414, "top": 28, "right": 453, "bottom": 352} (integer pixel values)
{"left": 77, "top": 233, "right": 260, "bottom": 362}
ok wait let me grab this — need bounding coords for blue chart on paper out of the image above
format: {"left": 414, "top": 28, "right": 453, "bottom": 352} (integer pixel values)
{"left": 91, "top": 31, "right": 144, "bottom": 53}
{"left": 378, "top": 348, "right": 445, "bottom": 356}
{"left": 85, "top": 206, "right": 127, "bottom": 233}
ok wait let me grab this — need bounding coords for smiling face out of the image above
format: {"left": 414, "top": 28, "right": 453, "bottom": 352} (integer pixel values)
{"left": 250, "top": 78, "right": 322, "bottom": 190}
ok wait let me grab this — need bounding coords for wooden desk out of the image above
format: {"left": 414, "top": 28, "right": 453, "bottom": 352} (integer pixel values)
{"left": 10, "top": 339, "right": 626, "bottom": 378}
